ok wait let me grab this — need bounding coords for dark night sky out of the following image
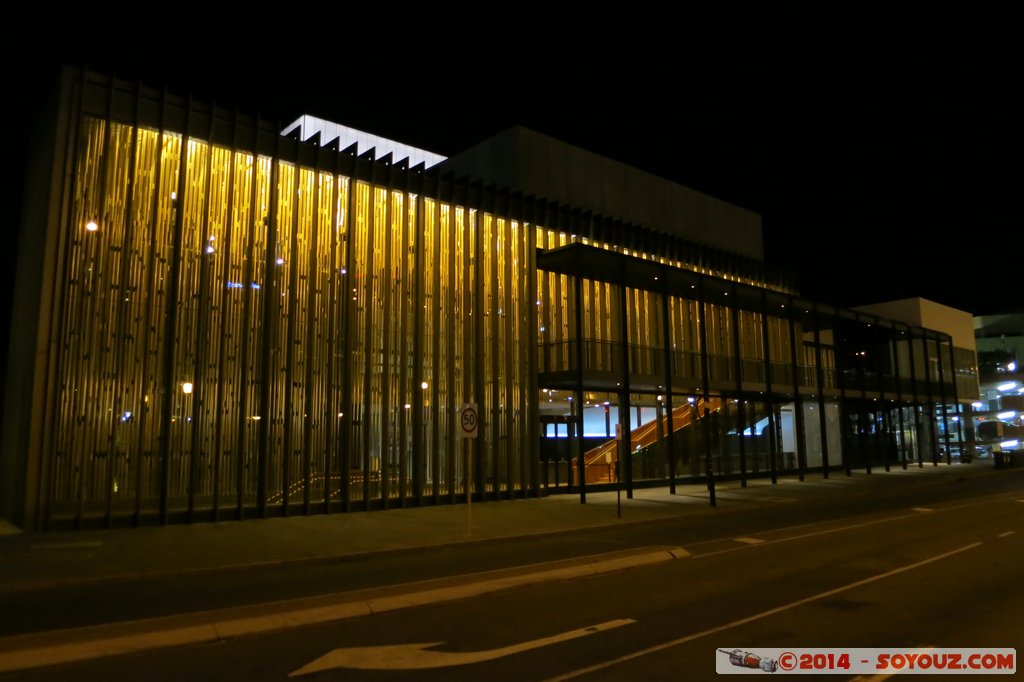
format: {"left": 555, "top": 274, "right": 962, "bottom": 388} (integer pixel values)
{"left": 1, "top": 6, "right": 1020, "bottom": 323}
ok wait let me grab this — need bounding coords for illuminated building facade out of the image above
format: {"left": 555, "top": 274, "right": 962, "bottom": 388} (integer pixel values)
{"left": 970, "top": 313, "right": 1024, "bottom": 459}
{"left": 1, "top": 69, "right": 978, "bottom": 529}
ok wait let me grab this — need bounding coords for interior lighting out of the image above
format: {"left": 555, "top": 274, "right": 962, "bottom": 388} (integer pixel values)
{"left": 182, "top": 382, "right": 193, "bottom": 394}
{"left": 1009, "top": 361, "right": 1018, "bottom": 372}
{"left": 85, "top": 220, "right": 99, "bottom": 232}
{"left": 421, "top": 381, "right": 429, "bottom": 390}
{"left": 996, "top": 411, "right": 1016, "bottom": 420}
{"left": 997, "top": 382, "right": 1017, "bottom": 392}
{"left": 1000, "top": 440, "right": 1019, "bottom": 449}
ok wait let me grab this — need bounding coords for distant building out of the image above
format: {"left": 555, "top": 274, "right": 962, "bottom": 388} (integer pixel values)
{"left": 971, "top": 312, "right": 1024, "bottom": 457}
{"left": 1, "top": 68, "right": 978, "bottom": 529}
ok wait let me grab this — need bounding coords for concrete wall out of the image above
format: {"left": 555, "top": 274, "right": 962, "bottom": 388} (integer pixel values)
{"left": 1, "top": 69, "right": 73, "bottom": 527}
{"left": 439, "top": 126, "right": 764, "bottom": 261}
{"left": 855, "top": 297, "right": 976, "bottom": 351}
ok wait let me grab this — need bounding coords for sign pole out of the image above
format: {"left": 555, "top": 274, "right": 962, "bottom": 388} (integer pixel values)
{"left": 460, "top": 403, "right": 479, "bottom": 536}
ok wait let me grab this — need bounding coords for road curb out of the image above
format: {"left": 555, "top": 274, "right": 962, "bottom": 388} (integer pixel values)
{"left": 1, "top": 464, "right": 1005, "bottom": 596}
{"left": 0, "top": 514, "right": 707, "bottom": 597}
{"left": 0, "top": 545, "right": 687, "bottom": 673}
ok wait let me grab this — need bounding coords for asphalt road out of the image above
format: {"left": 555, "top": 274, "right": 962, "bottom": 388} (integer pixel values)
{"left": 2, "top": 471, "right": 1020, "bottom": 681}
{"left": 2, "top": 468, "right": 1019, "bottom": 638}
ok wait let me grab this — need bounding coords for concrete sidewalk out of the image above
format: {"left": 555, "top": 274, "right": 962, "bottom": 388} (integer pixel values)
{"left": 0, "top": 462, "right": 997, "bottom": 594}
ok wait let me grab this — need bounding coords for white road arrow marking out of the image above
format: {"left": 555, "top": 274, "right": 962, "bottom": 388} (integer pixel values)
{"left": 289, "top": 618, "right": 636, "bottom": 676}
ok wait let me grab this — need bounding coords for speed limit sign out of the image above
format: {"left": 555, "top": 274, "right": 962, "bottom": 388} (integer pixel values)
{"left": 460, "top": 403, "right": 478, "bottom": 438}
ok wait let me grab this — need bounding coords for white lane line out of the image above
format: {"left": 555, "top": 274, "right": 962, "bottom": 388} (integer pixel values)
{"left": 697, "top": 511, "right": 924, "bottom": 558}
{"left": 733, "top": 537, "right": 765, "bottom": 545}
{"left": 542, "top": 543, "right": 981, "bottom": 682}
{"left": 997, "top": 531, "right": 1015, "bottom": 538}
{"left": 911, "top": 507, "right": 934, "bottom": 512}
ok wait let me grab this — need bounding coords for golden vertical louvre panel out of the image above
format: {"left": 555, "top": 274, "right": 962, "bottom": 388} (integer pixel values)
{"left": 49, "top": 118, "right": 534, "bottom": 521}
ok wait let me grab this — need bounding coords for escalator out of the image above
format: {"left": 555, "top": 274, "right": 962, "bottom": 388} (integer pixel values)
{"left": 577, "top": 398, "right": 723, "bottom": 484}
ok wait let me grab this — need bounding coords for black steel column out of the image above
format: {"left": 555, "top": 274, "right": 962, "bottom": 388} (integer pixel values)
{"left": 812, "top": 307, "right": 830, "bottom": 478}
{"left": 921, "top": 333, "right": 939, "bottom": 466}
{"left": 873, "top": 322, "right": 891, "bottom": 473}
{"left": 340, "top": 172, "right": 359, "bottom": 511}
{"left": 936, "top": 334, "right": 952, "bottom": 465}
{"left": 787, "top": 297, "right": 806, "bottom": 482}
{"left": 525, "top": 222, "right": 540, "bottom": 497}
{"left": 730, "top": 284, "right": 746, "bottom": 487}
{"left": 410, "top": 181, "right": 425, "bottom": 506}
{"left": 158, "top": 95, "right": 193, "bottom": 525}
{"left": 698, "top": 280, "right": 715, "bottom": 505}
{"left": 379, "top": 181, "right": 394, "bottom": 508}
{"left": 210, "top": 109, "right": 241, "bottom": 521}
{"left": 396, "top": 183, "right": 410, "bottom": 508}
{"left": 362, "top": 172, "right": 379, "bottom": 508}
{"left": 852, "top": 314, "right": 871, "bottom": 475}
{"left": 234, "top": 117, "right": 262, "bottom": 520}
{"left": 947, "top": 339, "right": 965, "bottom": 457}
{"left": 281, "top": 142, "right": 301, "bottom": 515}
{"left": 322, "top": 150, "right": 342, "bottom": 514}
{"left": 256, "top": 131, "right": 282, "bottom": 518}
{"left": 487, "top": 212, "right": 502, "bottom": 503}
{"left": 473, "top": 199, "right": 486, "bottom": 505}
{"left": 130, "top": 86, "right": 168, "bottom": 525}
{"left": 661, "top": 274, "right": 678, "bottom": 493}
{"left": 618, "top": 277, "right": 633, "bottom": 498}
{"left": 573, "top": 272, "right": 586, "bottom": 503}
{"left": 446, "top": 199, "right": 460, "bottom": 506}
{"left": 187, "top": 106, "right": 218, "bottom": 523}
{"left": 108, "top": 83, "right": 142, "bottom": 528}
{"left": 891, "top": 325, "right": 908, "bottom": 471}
{"left": 760, "top": 291, "right": 778, "bottom": 485}
{"left": 906, "top": 329, "right": 924, "bottom": 468}
{"left": 301, "top": 162, "right": 322, "bottom": 516}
